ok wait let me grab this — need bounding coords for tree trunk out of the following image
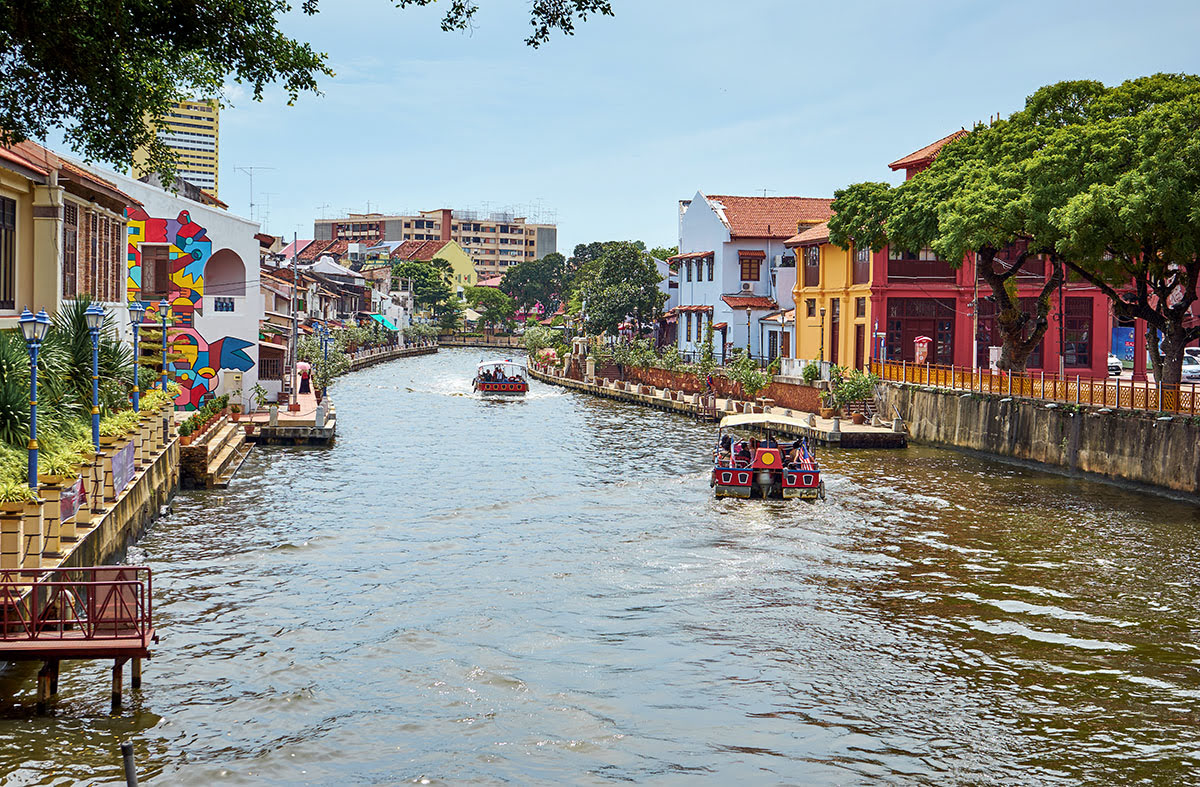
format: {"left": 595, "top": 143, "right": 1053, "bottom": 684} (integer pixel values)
{"left": 977, "top": 251, "right": 1064, "bottom": 374}
{"left": 1157, "top": 326, "right": 1187, "bottom": 387}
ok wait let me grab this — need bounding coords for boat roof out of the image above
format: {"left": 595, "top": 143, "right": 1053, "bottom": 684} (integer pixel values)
{"left": 719, "top": 412, "right": 811, "bottom": 431}
{"left": 477, "top": 359, "right": 527, "bottom": 370}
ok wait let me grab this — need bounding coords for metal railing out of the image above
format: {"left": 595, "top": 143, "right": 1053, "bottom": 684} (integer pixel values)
{"left": 871, "top": 359, "right": 1200, "bottom": 414}
{"left": 0, "top": 566, "right": 153, "bottom": 642}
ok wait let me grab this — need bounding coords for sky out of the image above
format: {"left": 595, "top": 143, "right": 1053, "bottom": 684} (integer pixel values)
{"left": 83, "top": 0, "right": 1200, "bottom": 254}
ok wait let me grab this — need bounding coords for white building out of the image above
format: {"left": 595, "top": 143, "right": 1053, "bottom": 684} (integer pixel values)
{"left": 80, "top": 164, "right": 263, "bottom": 411}
{"left": 672, "top": 192, "right": 830, "bottom": 362}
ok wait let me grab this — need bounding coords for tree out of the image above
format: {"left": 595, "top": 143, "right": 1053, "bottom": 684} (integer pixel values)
{"left": 1033, "top": 75, "right": 1200, "bottom": 385}
{"left": 571, "top": 242, "right": 666, "bottom": 334}
{"left": 393, "top": 261, "right": 453, "bottom": 311}
{"left": 648, "top": 246, "right": 679, "bottom": 262}
{"left": 466, "top": 286, "right": 516, "bottom": 332}
{"left": 0, "top": 1, "right": 612, "bottom": 182}
{"left": 501, "top": 252, "right": 566, "bottom": 312}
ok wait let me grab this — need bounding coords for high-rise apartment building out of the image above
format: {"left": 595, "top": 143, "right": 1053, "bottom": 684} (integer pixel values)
{"left": 132, "top": 99, "right": 220, "bottom": 196}
{"left": 313, "top": 208, "right": 556, "bottom": 277}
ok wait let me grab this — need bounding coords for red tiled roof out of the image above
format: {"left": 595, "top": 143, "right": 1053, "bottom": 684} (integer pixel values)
{"left": 712, "top": 322, "right": 728, "bottom": 330}
{"left": 199, "top": 189, "right": 228, "bottom": 209}
{"left": 665, "top": 304, "right": 713, "bottom": 316}
{"left": 738, "top": 249, "right": 766, "bottom": 259}
{"left": 391, "top": 239, "right": 447, "bottom": 261}
{"left": 300, "top": 239, "right": 350, "bottom": 261}
{"left": 2, "top": 142, "right": 142, "bottom": 207}
{"left": 721, "top": 295, "right": 778, "bottom": 310}
{"left": 667, "top": 250, "right": 713, "bottom": 261}
{"left": 785, "top": 220, "right": 829, "bottom": 247}
{"left": 477, "top": 276, "right": 504, "bottom": 288}
{"left": 705, "top": 194, "right": 833, "bottom": 238}
{"left": 888, "top": 129, "right": 969, "bottom": 171}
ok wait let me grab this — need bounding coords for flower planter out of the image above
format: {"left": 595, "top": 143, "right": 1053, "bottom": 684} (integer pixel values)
{"left": 851, "top": 413, "right": 866, "bottom": 425}
{"left": 244, "top": 423, "right": 255, "bottom": 436}
{"left": 819, "top": 407, "right": 835, "bottom": 419}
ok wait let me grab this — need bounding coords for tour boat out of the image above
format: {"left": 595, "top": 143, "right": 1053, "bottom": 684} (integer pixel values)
{"left": 711, "top": 413, "right": 825, "bottom": 501}
{"left": 472, "top": 359, "right": 529, "bottom": 396}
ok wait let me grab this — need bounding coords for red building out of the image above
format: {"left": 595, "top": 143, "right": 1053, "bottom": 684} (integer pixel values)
{"left": 869, "top": 131, "right": 1112, "bottom": 379}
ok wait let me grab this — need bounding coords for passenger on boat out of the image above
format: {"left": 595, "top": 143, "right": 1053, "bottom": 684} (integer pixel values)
{"left": 763, "top": 435, "right": 778, "bottom": 449}
{"left": 734, "top": 441, "right": 752, "bottom": 466}
{"left": 716, "top": 435, "right": 732, "bottom": 465}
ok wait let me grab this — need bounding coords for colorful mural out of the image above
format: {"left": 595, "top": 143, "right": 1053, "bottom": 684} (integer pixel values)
{"left": 126, "top": 207, "right": 255, "bottom": 409}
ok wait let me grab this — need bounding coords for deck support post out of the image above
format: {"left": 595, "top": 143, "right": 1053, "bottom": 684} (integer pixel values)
{"left": 131, "top": 658, "right": 142, "bottom": 689}
{"left": 50, "top": 659, "right": 59, "bottom": 695}
{"left": 36, "top": 661, "right": 51, "bottom": 713}
{"left": 112, "top": 658, "right": 124, "bottom": 709}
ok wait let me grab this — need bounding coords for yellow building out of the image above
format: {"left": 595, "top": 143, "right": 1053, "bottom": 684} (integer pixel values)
{"left": 363, "top": 238, "right": 475, "bottom": 299}
{"left": 132, "top": 99, "right": 220, "bottom": 196}
{"left": 787, "top": 221, "right": 874, "bottom": 370}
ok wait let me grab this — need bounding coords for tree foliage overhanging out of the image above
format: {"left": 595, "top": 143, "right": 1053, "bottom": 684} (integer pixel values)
{"left": 0, "top": 0, "right": 613, "bottom": 182}
{"left": 568, "top": 241, "right": 666, "bottom": 335}
{"left": 828, "top": 73, "right": 1200, "bottom": 383}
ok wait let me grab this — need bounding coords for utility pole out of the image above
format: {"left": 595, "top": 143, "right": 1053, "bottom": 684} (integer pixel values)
{"left": 972, "top": 251, "right": 979, "bottom": 372}
{"left": 290, "top": 231, "right": 299, "bottom": 412}
{"left": 235, "top": 165, "right": 276, "bottom": 224}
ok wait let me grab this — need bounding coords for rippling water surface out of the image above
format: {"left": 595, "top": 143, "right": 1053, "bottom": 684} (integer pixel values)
{"left": 2, "top": 348, "right": 1199, "bottom": 785}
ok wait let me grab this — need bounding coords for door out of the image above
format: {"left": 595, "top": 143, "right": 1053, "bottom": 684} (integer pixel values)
{"left": 830, "top": 299, "right": 840, "bottom": 365}
{"left": 854, "top": 324, "right": 865, "bottom": 370}
{"left": 768, "top": 331, "right": 779, "bottom": 360}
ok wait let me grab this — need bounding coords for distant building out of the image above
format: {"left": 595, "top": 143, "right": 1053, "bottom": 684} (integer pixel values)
{"left": 313, "top": 208, "right": 556, "bottom": 278}
{"left": 132, "top": 99, "right": 220, "bottom": 196}
{"left": 363, "top": 239, "right": 475, "bottom": 299}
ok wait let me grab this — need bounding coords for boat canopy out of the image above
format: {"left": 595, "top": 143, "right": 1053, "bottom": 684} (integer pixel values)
{"left": 718, "top": 412, "right": 812, "bottom": 431}
{"left": 476, "top": 359, "right": 527, "bottom": 372}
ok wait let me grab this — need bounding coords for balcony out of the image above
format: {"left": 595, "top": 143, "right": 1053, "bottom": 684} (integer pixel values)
{"left": 887, "top": 258, "right": 956, "bottom": 282}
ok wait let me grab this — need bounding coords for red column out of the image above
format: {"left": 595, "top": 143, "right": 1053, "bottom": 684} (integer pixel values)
{"left": 1133, "top": 318, "right": 1147, "bottom": 381}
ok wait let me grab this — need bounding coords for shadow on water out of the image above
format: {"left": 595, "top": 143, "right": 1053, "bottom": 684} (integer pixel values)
{"left": 1, "top": 348, "right": 1198, "bottom": 784}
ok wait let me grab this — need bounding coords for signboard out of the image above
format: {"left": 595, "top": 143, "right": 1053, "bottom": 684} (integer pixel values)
{"left": 1111, "top": 326, "right": 1135, "bottom": 362}
{"left": 60, "top": 477, "right": 83, "bottom": 522}
{"left": 112, "top": 440, "right": 136, "bottom": 494}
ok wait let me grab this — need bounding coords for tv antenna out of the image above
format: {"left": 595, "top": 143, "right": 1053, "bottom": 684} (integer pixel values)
{"left": 760, "top": 188, "right": 775, "bottom": 197}
{"left": 316, "top": 203, "right": 331, "bottom": 220}
{"left": 235, "top": 165, "right": 276, "bottom": 223}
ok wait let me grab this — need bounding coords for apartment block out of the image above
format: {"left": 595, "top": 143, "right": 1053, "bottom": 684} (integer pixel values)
{"left": 132, "top": 99, "right": 220, "bottom": 196}
{"left": 313, "top": 208, "right": 556, "bottom": 278}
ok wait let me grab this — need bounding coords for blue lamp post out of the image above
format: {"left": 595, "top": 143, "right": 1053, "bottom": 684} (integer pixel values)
{"left": 85, "top": 303, "right": 105, "bottom": 451}
{"left": 158, "top": 299, "right": 170, "bottom": 393}
{"left": 322, "top": 324, "right": 329, "bottom": 366}
{"left": 18, "top": 308, "right": 51, "bottom": 488}
{"left": 128, "top": 301, "right": 146, "bottom": 411}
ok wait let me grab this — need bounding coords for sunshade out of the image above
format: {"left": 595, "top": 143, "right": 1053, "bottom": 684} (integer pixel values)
{"left": 368, "top": 313, "right": 399, "bottom": 331}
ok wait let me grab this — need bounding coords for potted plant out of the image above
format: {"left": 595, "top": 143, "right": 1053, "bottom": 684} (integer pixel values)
{"left": 819, "top": 391, "right": 837, "bottom": 419}
{"left": 230, "top": 402, "right": 242, "bottom": 422}
{"left": 0, "top": 479, "right": 36, "bottom": 511}
{"left": 250, "top": 382, "right": 270, "bottom": 414}
{"left": 178, "top": 419, "right": 195, "bottom": 446}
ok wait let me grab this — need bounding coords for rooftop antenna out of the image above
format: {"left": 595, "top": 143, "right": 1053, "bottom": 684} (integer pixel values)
{"left": 235, "top": 165, "right": 275, "bottom": 223}
{"left": 316, "top": 203, "right": 330, "bottom": 220}
{"left": 259, "top": 192, "right": 276, "bottom": 231}
{"left": 760, "top": 188, "right": 775, "bottom": 197}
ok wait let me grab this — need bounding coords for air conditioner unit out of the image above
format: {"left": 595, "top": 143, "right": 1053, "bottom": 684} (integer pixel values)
{"left": 740, "top": 282, "right": 754, "bottom": 292}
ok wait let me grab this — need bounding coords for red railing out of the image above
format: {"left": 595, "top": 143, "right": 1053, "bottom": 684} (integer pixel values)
{"left": 871, "top": 359, "right": 1200, "bottom": 415}
{"left": 0, "top": 566, "right": 153, "bottom": 643}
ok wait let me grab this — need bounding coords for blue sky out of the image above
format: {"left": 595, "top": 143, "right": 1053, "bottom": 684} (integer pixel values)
{"left": 104, "top": 0, "right": 1200, "bottom": 253}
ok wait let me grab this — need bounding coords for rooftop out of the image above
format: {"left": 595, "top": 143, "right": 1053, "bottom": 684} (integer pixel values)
{"left": 785, "top": 220, "right": 830, "bottom": 247}
{"left": 704, "top": 194, "right": 833, "bottom": 239}
{"left": 888, "top": 129, "right": 969, "bottom": 171}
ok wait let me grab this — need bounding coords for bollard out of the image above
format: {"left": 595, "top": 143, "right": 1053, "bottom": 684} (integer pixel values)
{"left": 121, "top": 741, "right": 138, "bottom": 787}
{"left": 830, "top": 416, "right": 841, "bottom": 434}
{"left": 268, "top": 404, "right": 279, "bottom": 426}
{"left": 892, "top": 417, "right": 905, "bottom": 433}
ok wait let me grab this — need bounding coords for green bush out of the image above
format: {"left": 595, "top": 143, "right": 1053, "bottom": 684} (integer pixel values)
{"left": 802, "top": 362, "right": 820, "bottom": 384}
{"left": 833, "top": 369, "right": 879, "bottom": 409}
{"left": 726, "top": 350, "right": 770, "bottom": 399}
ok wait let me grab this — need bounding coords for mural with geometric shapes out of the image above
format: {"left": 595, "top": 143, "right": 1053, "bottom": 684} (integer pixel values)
{"left": 126, "top": 206, "right": 255, "bottom": 409}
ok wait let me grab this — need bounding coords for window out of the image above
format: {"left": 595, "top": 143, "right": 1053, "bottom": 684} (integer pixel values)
{"left": 213, "top": 297, "right": 235, "bottom": 312}
{"left": 142, "top": 245, "right": 172, "bottom": 300}
{"left": 806, "top": 298, "right": 816, "bottom": 318}
{"left": 685, "top": 261, "right": 692, "bottom": 282}
{"left": 1064, "top": 297, "right": 1092, "bottom": 367}
{"left": 853, "top": 245, "right": 870, "bottom": 284}
{"left": 707, "top": 258, "right": 714, "bottom": 281}
{"left": 685, "top": 312, "right": 692, "bottom": 342}
{"left": 0, "top": 196, "right": 13, "bottom": 309}
{"left": 62, "top": 203, "right": 78, "bottom": 298}
{"left": 855, "top": 297, "right": 866, "bottom": 318}
{"left": 260, "top": 356, "right": 283, "bottom": 380}
{"left": 803, "top": 246, "right": 820, "bottom": 287}
{"left": 740, "top": 258, "right": 761, "bottom": 281}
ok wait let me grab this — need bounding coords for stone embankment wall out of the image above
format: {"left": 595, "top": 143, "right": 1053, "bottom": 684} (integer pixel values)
{"left": 348, "top": 344, "right": 437, "bottom": 371}
{"left": 581, "top": 365, "right": 823, "bottom": 413}
{"left": 881, "top": 383, "right": 1200, "bottom": 496}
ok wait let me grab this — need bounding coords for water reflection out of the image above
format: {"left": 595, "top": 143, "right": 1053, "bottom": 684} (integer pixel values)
{"left": 1, "top": 349, "right": 1197, "bottom": 784}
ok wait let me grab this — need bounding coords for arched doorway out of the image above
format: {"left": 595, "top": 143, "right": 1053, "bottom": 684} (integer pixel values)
{"left": 206, "top": 249, "right": 245, "bottom": 296}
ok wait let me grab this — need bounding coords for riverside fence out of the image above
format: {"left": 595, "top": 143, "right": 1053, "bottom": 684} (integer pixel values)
{"left": 871, "top": 359, "right": 1200, "bottom": 415}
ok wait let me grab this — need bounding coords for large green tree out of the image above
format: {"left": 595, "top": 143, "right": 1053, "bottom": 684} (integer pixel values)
{"left": 0, "top": 0, "right": 613, "bottom": 181}
{"left": 500, "top": 252, "right": 566, "bottom": 312}
{"left": 466, "top": 286, "right": 517, "bottom": 332}
{"left": 571, "top": 241, "right": 666, "bottom": 334}
{"left": 393, "top": 260, "right": 452, "bottom": 311}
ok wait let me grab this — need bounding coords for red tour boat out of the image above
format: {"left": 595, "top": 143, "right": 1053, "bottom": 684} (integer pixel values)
{"left": 472, "top": 359, "right": 529, "bottom": 396}
{"left": 711, "top": 414, "right": 825, "bottom": 501}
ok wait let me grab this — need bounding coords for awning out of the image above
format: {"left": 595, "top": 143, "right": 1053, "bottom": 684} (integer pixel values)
{"left": 368, "top": 313, "right": 399, "bottom": 331}
{"left": 462, "top": 308, "right": 482, "bottom": 321}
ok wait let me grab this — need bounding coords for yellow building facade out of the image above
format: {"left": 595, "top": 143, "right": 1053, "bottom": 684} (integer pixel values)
{"left": 787, "top": 221, "right": 874, "bottom": 370}
{"left": 132, "top": 99, "right": 220, "bottom": 196}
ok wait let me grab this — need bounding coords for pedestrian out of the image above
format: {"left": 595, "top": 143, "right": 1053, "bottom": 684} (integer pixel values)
{"left": 298, "top": 361, "right": 311, "bottom": 394}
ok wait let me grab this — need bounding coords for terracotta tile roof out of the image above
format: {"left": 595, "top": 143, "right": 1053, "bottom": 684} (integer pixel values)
{"left": 300, "top": 239, "right": 350, "bottom": 261}
{"left": 888, "top": 129, "right": 969, "bottom": 171}
{"left": 785, "top": 220, "right": 829, "bottom": 247}
{"left": 3, "top": 142, "right": 142, "bottom": 207}
{"left": 667, "top": 250, "right": 713, "bottom": 261}
{"left": 280, "top": 239, "right": 314, "bottom": 259}
{"left": 665, "top": 304, "right": 713, "bottom": 316}
{"left": 390, "top": 239, "right": 448, "bottom": 261}
{"left": 712, "top": 321, "right": 728, "bottom": 330}
{"left": 198, "top": 189, "right": 228, "bottom": 209}
{"left": 477, "top": 275, "right": 504, "bottom": 288}
{"left": 759, "top": 308, "right": 796, "bottom": 324}
{"left": 721, "top": 294, "right": 778, "bottom": 310}
{"left": 704, "top": 194, "right": 833, "bottom": 238}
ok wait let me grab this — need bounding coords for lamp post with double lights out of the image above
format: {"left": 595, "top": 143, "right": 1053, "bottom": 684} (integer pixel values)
{"left": 85, "top": 303, "right": 105, "bottom": 452}
{"left": 18, "top": 308, "right": 51, "bottom": 488}
{"left": 128, "top": 301, "right": 146, "bottom": 411}
{"left": 158, "top": 299, "right": 170, "bottom": 393}
{"left": 819, "top": 305, "right": 827, "bottom": 366}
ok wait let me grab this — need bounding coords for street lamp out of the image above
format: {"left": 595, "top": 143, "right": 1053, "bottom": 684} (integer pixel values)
{"left": 819, "top": 305, "right": 827, "bottom": 365}
{"left": 158, "top": 299, "right": 170, "bottom": 393}
{"left": 18, "top": 308, "right": 51, "bottom": 488}
{"left": 84, "top": 303, "right": 105, "bottom": 452}
{"left": 128, "top": 301, "right": 146, "bottom": 411}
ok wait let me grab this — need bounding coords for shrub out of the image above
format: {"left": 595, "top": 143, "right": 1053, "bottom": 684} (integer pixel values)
{"left": 726, "top": 350, "right": 770, "bottom": 399}
{"left": 833, "top": 369, "right": 879, "bottom": 409}
{"left": 802, "top": 362, "right": 820, "bottom": 384}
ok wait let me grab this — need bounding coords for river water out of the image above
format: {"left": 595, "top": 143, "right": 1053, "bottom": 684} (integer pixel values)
{"left": 1, "top": 348, "right": 1199, "bottom": 785}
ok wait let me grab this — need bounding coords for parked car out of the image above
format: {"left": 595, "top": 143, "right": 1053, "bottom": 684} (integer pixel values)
{"left": 1185, "top": 346, "right": 1200, "bottom": 362}
{"left": 1182, "top": 355, "right": 1200, "bottom": 383}
{"left": 1108, "top": 353, "right": 1124, "bottom": 376}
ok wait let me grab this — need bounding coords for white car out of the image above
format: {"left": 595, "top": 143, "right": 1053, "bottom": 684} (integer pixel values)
{"left": 1185, "top": 346, "right": 1200, "bottom": 362}
{"left": 1182, "top": 355, "right": 1200, "bottom": 383}
{"left": 1107, "top": 353, "right": 1123, "bottom": 376}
